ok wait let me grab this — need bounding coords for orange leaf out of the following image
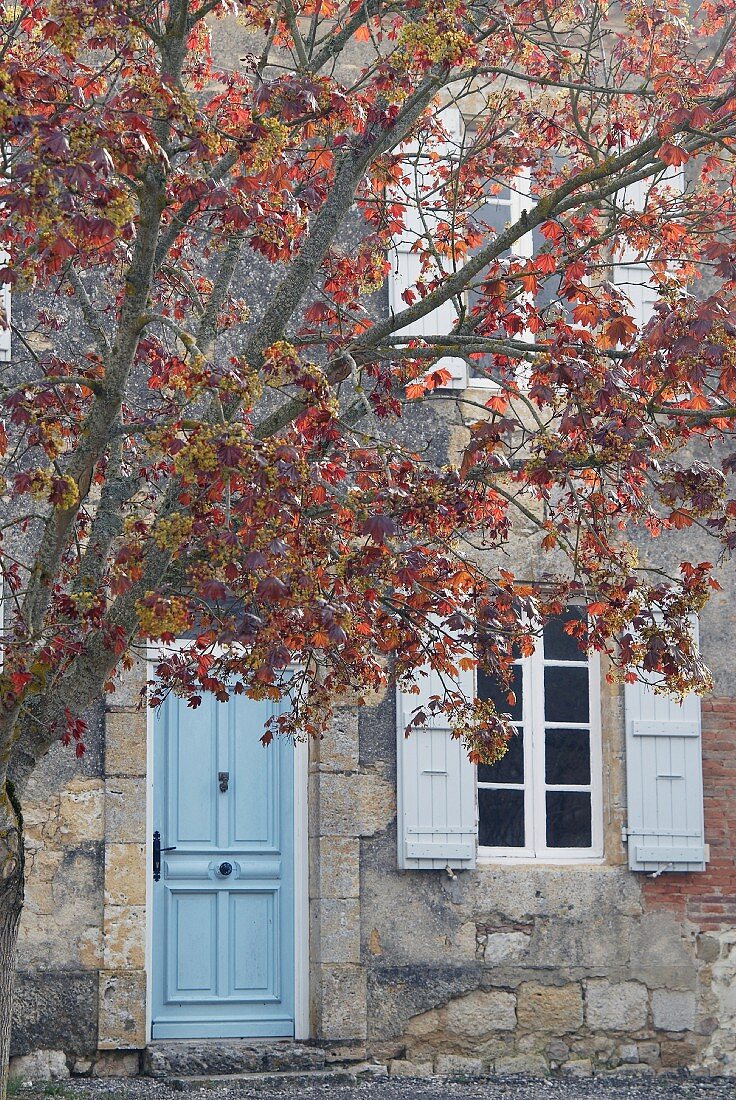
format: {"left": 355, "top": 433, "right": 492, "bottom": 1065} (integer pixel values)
{"left": 659, "top": 142, "right": 689, "bottom": 167}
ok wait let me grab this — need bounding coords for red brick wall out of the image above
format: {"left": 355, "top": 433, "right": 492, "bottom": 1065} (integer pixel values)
{"left": 643, "top": 696, "right": 736, "bottom": 928}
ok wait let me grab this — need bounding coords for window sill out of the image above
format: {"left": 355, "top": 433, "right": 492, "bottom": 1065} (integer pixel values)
{"left": 476, "top": 850, "right": 605, "bottom": 868}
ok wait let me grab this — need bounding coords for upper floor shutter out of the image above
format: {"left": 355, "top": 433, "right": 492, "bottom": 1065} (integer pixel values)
{"left": 396, "top": 659, "right": 477, "bottom": 870}
{"left": 624, "top": 661, "right": 706, "bottom": 872}
{"left": 612, "top": 168, "right": 685, "bottom": 330}
{"left": 388, "top": 107, "right": 468, "bottom": 389}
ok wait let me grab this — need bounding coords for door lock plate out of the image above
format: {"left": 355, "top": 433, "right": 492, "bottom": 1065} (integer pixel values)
{"left": 218, "top": 771, "right": 229, "bottom": 793}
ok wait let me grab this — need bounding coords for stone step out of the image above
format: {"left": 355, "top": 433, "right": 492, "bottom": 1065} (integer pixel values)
{"left": 167, "top": 1069, "right": 361, "bottom": 1091}
{"left": 144, "top": 1041, "right": 327, "bottom": 1079}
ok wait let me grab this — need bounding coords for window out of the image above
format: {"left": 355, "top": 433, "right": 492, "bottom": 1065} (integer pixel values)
{"left": 477, "top": 607, "right": 602, "bottom": 860}
{"left": 610, "top": 167, "right": 685, "bottom": 331}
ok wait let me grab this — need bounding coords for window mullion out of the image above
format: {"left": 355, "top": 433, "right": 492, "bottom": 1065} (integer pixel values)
{"left": 529, "top": 646, "right": 546, "bottom": 855}
{"left": 521, "top": 653, "right": 534, "bottom": 854}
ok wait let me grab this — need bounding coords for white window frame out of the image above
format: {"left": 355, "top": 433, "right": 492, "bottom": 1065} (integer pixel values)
{"left": 610, "top": 166, "right": 685, "bottom": 332}
{"left": 477, "top": 637, "right": 603, "bottom": 864}
{"left": 465, "top": 167, "right": 534, "bottom": 391}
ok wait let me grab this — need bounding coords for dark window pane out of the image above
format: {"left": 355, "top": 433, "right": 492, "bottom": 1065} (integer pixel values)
{"left": 477, "top": 664, "right": 522, "bottom": 721}
{"left": 478, "top": 788, "right": 525, "bottom": 847}
{"left": 543, "top": 608, "right": 587, "bottom": 661}
{"left": 545, "top": 729, "right": 591, "bottom": 785}
{"left": 546, "top": 791, "right": 592, "bottom": 848}
{"left": 478, "top": 730, "right": 524, "bottom": 784}
{"left": 544, "top": 666, "right": 589, "bottom": 724}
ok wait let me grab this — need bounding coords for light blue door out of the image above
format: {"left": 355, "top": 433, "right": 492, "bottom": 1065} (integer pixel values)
{"left": 152, "top": 692, "right": 295, "bottom": 1039}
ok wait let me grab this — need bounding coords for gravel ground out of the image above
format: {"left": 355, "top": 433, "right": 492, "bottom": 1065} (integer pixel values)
{"left": 12, "top": 1075, "right": 736, "bottom": 1100}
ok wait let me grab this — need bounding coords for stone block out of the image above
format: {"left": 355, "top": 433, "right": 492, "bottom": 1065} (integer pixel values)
{"left": 561, "top": 1059, "right": 592, "bottom": 1078}
{"left": 11, "top": 970, "right": 98, "bottom": 1057}
{"left": 480, "top": 932, "right": 530, "bottom": 964}
{"left": 98, "top": 970, "right": 146, "bottom": 1049}
{"left": 314, "top": 773, "right": 362, "bottom": 836}
{"left": 660, "top": 1039, "right": 698, "bottom": 1068}
{"left": 311, "top": 898, "right": 360, "bottom": 964}
{"left": 315, "top": 964, "right": 367, "bottom": 1041}
{"left": 651, "top": 989, "right": 696, "bottom": 1032}
{"left": 353, "top": 1063, "right": 389, "bottom": 1079}
{"left": 359, "top": 771, "right": 395, "bottom": 837}
{"left": 58, "top": 778, "right": 104, "bottom": 843}
{"left": 516, "top": 982, "right": 583, "bottom": 1033}
{"left": 310, "top": 836, "right": 359, "bottom": 900}
{"left": 9, "top": 1050, "right": 69, "bottom": 1082}
{"left": 92, "top": 1052, "right": 141, "bottom": 1077}
{"left": 105, "top": 777, "right": 146, "bottom": 843}
{"left": 78, "top": 926, "right": 105, "bottom": 970}
{"left": 585, "top": 979, "right": 648, "bottom": 1031}
{"left": 105, "top": 710, "right": 147, "bottom": 777}
{"left": 434, "top": 1054, "right": 483, "bottom": 1076}
{"left": 445, "top": 989, "right": 516, "bottom": 1037}
{"left": 545, "top": 1039, "right": 570, "bottom": 1063}
{"left": 494, "top": 1054, "right": 548, "bottom": 1076}
{"left": 389, "top": 1059, "right": 434, "bottom": 1077}
{"left": 315, "top": 709, "right": 360, "bottom": 772}
{"left": 628, "top": 911, "right": 697, "bottom": 991}
{"left": 313, "top": 772, "right": 394, "bottom": 837}
{"left": 405, "top": 1007, "right": 442, "bottom": 1040}
{"left": 106, "top": 653, "right": 147, "bottom": 707}
{"left": 19, "top": 845, "right": 103, "bottom": 972}
{"left": 637, "top": 1042, "right": 661, "bottom": 1066}
{"left": 105, "top": 843, "right": 146, "bottom": 907}
{"left": 618, "top": 1043, "right": 639, "bottom": 1064}
{"left": 697, "top": 933, "right": 721, "bottom": 963}
{"left": 605, "top": 1064, "right": 654, "bottom": 1076}
{"left": 103, "top": 905, "right": 146, "bottom": 969}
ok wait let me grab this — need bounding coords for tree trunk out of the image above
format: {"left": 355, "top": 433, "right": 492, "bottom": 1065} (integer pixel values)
{"left": 0, "top": 786, "right": 24, "bottom": 1100}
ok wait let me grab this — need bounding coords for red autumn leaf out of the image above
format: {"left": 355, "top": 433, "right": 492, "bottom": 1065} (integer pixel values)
{"left": 659, "top": 142, "right": 689, "bottom": 167}
{"left": 362, "top": 515, "right": 397, "bottom": 543}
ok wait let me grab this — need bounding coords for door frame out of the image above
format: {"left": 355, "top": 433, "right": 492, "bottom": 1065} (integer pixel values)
{"left": 144, "top": 646, "right": 310, "bottom": 1041}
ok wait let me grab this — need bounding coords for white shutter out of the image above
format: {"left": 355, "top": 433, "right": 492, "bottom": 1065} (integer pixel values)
{"left": 613, "top": 168, "right": 684, "bottom": 329}
{"left": 0, "top": 249, "right": 9, "bottom": 362}
{"left": 389, "top": 106, "right": 468, "bottom": 389}
{"left": 397, "top": 659, "right": 477, "bottom": 870}
{"left": 624, "top": 667, "right": 706, "bottom": 873}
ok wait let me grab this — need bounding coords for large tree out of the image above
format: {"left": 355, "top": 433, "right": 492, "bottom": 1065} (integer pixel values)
{"left": 2, "top": 0, "right": 736, "bottom": 1087}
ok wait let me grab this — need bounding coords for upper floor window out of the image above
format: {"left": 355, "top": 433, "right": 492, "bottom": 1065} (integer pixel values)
{"left": 477, "top": 607, "right": 603, "bottom": 861}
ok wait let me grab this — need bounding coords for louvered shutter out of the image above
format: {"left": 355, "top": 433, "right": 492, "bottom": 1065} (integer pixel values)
{"left": 397, "top": 660, "right": 477, "bottom": 870}
{"left": 624, "top": 670, "right": 706, "bottom": 873}
{"left": 388, "top": 107, "right": 468, "bottom": 389}
{"left": 613, "top": 168, "right": 684, "bottom": 330}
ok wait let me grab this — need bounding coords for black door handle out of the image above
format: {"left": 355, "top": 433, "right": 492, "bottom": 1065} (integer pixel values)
{"left": 219, "top": 862, "right": 233, "bottom": 877}
{"left": 153, "top": 830, "right": 177, "bottom": 882}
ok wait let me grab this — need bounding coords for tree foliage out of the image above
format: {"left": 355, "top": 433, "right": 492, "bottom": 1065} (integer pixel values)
{"left": 2, "top": 0, "right": 736, "bottom": 804}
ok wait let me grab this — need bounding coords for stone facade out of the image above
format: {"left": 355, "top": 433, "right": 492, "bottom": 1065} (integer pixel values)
{"left": 355, "top": 586, "right": 736, "bottom": 1077}
{"left": 11, "top": 587, "right": 736, "bottom": 1078}
{"left": 9, "top": 12, "right": 736, "bottom": 1085}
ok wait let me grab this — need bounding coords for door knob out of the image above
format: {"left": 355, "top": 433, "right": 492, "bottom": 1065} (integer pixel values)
{"left": 218, "top": 861, "right": 233, "bottom": 877}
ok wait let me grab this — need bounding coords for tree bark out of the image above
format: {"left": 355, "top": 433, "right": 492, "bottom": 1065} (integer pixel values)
{"left": 0, "top": 786, "right": 24, "bottom": 1100}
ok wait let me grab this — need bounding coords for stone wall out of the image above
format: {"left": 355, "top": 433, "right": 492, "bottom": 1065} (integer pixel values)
{"left": 11, "top": 706, "right": 105, "bottom": 1070}
{"left": 10, "top": 658, "right": 147, "bottom": 1079}
{"left": 357, "top": 606, "right": 736, "bottom": 1077}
